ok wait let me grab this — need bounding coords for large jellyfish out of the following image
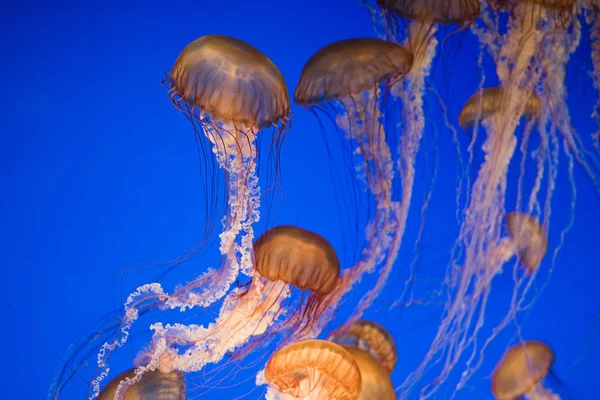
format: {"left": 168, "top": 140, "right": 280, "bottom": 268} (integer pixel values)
{"left": 97, "top": 368, "right": 185, "bottom": 400}
{"left": 491, "top": 340, "right": 558, "bottom": 400}
{"left": 84, "top": 36, "right": 291, "bottom": 398}
{"left": 294, "top": 38, "right": 413, "bottom": 334}
{"left": 164, "top": 35, "right": 291, "bottom": 305}
{"left": 263, "top": 340, "right": 362, "bottom": 400}
{"left": 101, "top": 226, "right": 341, "bottom": 397}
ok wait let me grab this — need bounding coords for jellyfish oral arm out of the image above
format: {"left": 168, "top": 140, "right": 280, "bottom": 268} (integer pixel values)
{"left": 525, "top": 382, "right": 561, "bottom": 400}
{"left": 493, "top": 237, "right": 518, "bottom": 265}
{"left": 147, "top": 279, "right": 290, "bottom": 374}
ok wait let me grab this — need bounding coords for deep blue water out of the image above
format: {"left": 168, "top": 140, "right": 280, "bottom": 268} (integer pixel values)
{"left": 1, "top": 0, "right": 599, "bottom": 399}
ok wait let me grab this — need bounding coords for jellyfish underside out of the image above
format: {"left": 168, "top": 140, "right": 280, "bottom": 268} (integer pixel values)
{"left": 491, "top": 341, "right": 556, "bottom": 400}
{"left": 376, "top": 0, "right": 480, "bottom": 24}
{"left": 264, "top": 340, "right": 362, "bottom": 400}
{"left": 98, "top": 368, "right": 185, "bottom": 400}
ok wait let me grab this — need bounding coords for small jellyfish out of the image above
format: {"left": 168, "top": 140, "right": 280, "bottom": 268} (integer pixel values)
{"left": 295, "top": 38, "right": 413, "bottom": 334}
{"left": 140, "top": 226, "right": 341, "bottom": 379}
{"left": 458, "top": 87, "right": 541, "bottom": 131}
{"left": 98, "top": 368, "right": 185, "bottom": 400}
{"left": 494, "top": 212, "right": 549, "bottom": 274}
{"left": 491, "top": 340, "right": 558, "bottom": 400}
{"left": 343, "top": 346, "right": 396, "bottom": 400}
{"left": 264, "top": 340, "right": 362, "bottom": 400}
{"left": 329, "top": 320, "right": 397, "bottom": 374}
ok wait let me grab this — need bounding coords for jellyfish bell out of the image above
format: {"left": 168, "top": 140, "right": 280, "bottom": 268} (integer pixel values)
{"left": 376, "top": 0, "right": 481, "bottom": 25}
{"left": 375, "top": 0, "right": 480, "bottom": 65}
{"left": 458, "top": 87, "right": 541, "bottom": 131}
{"left": 294, "top": 38, "right": 413, "bottom": 106}
{"left": 505, "top": 212, "right": 549, "bottom": 273}
{"left": 253, "top": 225, "right": 340, "bottom": 296}
{"left": 97, "top": 368, "right": 185, "bottom": 400}
{"left": 491, "top": 340, "right": 557, "bottom": 400}
{"left": 329, "top": 320, "right": 397, "bottom": 374}
{"left": 342, "top": 346, "right": 396, "bottom": 400}
{"left": 264, "top": 340, "right": 362, "bottom": 400}
{"left": 167, "top": 34, "right": 290, "bottom": 157}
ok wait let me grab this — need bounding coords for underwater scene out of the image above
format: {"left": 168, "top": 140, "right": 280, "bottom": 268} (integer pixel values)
{"left": 1, "top": 0, "right": 600, "bottom": 399}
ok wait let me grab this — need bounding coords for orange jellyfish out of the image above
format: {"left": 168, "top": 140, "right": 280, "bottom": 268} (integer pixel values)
{"left": 343, "top": 346, "right": 396, "bottom": 400}
{"left": 458, "top": 87, "right": 541, "bottom": 131}
{"left": 496, "top": 212, "right": 549, "bottom": 274}
{"left": 125, "top": 226, "right": 340, "bottom": 388}
{"left": 97, "top": 368, "right": 185, "bottom": 400}
{"left": 491, "top": 340, "right": 558, "bottom": 400}
{"left": 89, "top": 37, "right": 290, "bottom": 397}
{"left": 263, "top": 340, "right": 362, "bottom": 400}
{"left": 165, "top": 35, "right": 291, "bottom": 305}
{"left": 295, "top": 38, "right": 413, "bottom": 335}
{"left": 329, "top": 319, "right": 397, "bottom": 374}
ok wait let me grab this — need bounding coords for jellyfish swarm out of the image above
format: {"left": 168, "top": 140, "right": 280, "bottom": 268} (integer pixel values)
{"left": 361, "top": 0, "right": 480, "bottom": 328}
{"left": 97, "top": 368, "right": 185, "bottom": 400}
{"left": 126, "top": 226, "right": 340, "bottom": 391}
{"left": 164, "top": 35, "right": 291, "bottom": 305}
{"left": 491, "top": 340, "right": 558, "bottom": 400}
{"left": 263, "top": 340, "right": 362, "bottom": 400}
{"left": 294, "top": 38, "right": 413, "bottom": 333}
{"left": 396, "top": 1, "right": 598, "bottom": 396}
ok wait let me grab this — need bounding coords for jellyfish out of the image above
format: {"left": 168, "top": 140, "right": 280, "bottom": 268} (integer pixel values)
{"left": 117, "top": 226, "right": 341, "bottom": 394}
{"left": 358, "top": 0, "right": 481, "bottom": 336}
{"left": 491, "top": 340, "right": 558, "bottom": 400}
{"left": 164, "top": 35, "right": 291, "bottom": 306}
{"left": 86, "top": 37, "right": 290, "bottom": 398}
{"left": 343, "top": 346, "right": 396, "bottom": 400}
{"left": 458, "top": 87, "right": 541, "bottom": 131}
{"left": 294, "top": 38, "right": 413, "bottom": 335}
{"left": 263, "top": 340, "right": 362, "bottom": 400}
{"left": 97, "top": 368, "right": 185, "bottom": 400}
{"left": 329, "top": 319, "right": 397, "bottom": 374}
{"left": 494, "top": 212, "right": 549, "bottom": 273}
